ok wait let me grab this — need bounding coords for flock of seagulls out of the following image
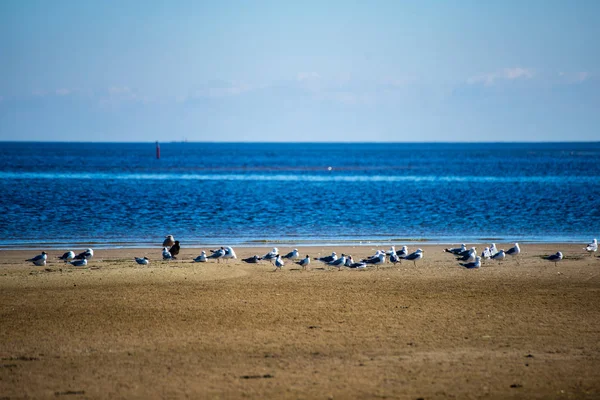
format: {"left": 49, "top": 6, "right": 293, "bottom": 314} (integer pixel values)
{"left": 26, "top": 248, "right": 94, "bottom": 267}
{"left": 23, "top": 236, "right": 599, "bottom": 270}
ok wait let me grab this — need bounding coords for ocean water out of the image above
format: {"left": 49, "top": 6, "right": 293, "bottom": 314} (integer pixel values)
{"left": 0, "top": 142, "right": 599, "bottom": 249}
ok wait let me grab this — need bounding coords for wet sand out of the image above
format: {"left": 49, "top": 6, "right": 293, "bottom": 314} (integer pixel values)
{"left": 1, "top": 244, "right": 600, "bottom": 399}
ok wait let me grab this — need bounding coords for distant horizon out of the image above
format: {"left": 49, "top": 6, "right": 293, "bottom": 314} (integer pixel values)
{"left": 1, "top": 140, "right": 599, "bottom": 144}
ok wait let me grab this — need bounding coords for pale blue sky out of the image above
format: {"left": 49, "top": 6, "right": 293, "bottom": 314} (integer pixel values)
{"left": 1, "top": 0, "right": 598, "bottom": 142}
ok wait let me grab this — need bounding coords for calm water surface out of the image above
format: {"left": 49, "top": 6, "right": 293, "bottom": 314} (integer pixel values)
{"left": 1, "top": 142, "right": 599, "bottom": 248}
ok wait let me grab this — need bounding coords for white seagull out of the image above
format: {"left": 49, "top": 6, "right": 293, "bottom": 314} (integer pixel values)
{"left": 457, "top": 247, "right": 477, "bottom": 262}
{"left": 396, "top": 246, "right": 408, "bottom": 259}
{"left": 135, "top": 257, "right": 150, "bottom": 265}
{"left": 58, "top": 251, "right": 75, "bottom": 261}
{"left": 386, "top": 246, "right": 396, "bottom": 256}
{"left": 207, "top": 247, "right": 225, "bottom": 262}
{"left": 282, "top": 249, "right": 300, "bottom": 260}
{"left": 345, "top": 256, "right": 367, "bottom": 269}
{"left": 328, "top": 254, "right": 347, "bottom": 270}
{"left": 444, "top": 244, "right": 466, "bottom": 255}
{"left": 262, "top": 248, "right": 279, "bottom": 263}
{"left": 315, "top": 252, "right": 337, "bottom": 264}
{"left": 461, "top": 256, "right": 481, "bottom": 269}
{"left": 491, "top": 249, "right": 506, "bottom": 262}
{"left": 405, "top": 249, "right": 423, "bottom": 266}
{"left": 274, "top": 255, "right": 284, "bottom": 271}
{"left": 545, "top": 251, "right": 563, "bottom": 266}
{"left": 584, "top": 239, "right": 598, "bottom": 255}
{"left": 194, "top": 251, "right": 207, "bottom": 262}
{"left": 296, "top": 255, "right": 310, "bottom": 270}
{"left": 223, "top": 246, "right": 237, "bottom": 262}
{"left": 26, "top": 251, "right": 47, "bottom": 266}
{"left": 162, "top": 247, "right": 173, "bottom": 260}
{"left": 74, "top": 248, "right": 94, "bottom": 260}
{"left": 506, "top": 243, "right": 521, "bottom": 264}
{"left": 481, "top": 247, "right": 492, "bottom": 260}
{"left": 489, "top": 243, "right": 498, "bottom": 256}
{"left": 363, "top": 252, "right": 385, "bottom": 269}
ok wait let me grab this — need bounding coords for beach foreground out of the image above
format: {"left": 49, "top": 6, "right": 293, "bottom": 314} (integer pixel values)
{"left": 1, "top": 244, "right": 600, "bottom": 399}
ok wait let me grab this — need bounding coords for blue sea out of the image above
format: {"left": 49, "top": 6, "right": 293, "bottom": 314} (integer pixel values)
{"left": 1, "top": 142, "right": 599, "bottom": 249}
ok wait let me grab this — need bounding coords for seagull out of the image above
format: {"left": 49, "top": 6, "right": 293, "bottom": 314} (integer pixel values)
{"left": 74, "top": 248, "right": 94, "bottom": 260}
{"left": 169, "top": 241, "right": 181, "bottom": 259}
{"left": 26, "top": 252, "right": 47, "bottom": 266}
{"left": 390, "top": 252, "right": 400, "bottom": 265}
{"left": 274, "top": 255, "right": 284, "bottom": 271}
{"left": 545, "top": 251, "right": 563, "bottom": 266}
{"left": 222, "top": 246, "right": 237, "bottom": 262}
{"left": 315, "top": 252, "right": 337, "bottom": 264}
{"left": 163, "top": 235, "right": 175, "bottom": 248}
{"left": 489, "top": 243, "right": 498, "bottom": 256}
{"left": 585, "top": 239, "right": 598, "bottom": 255}
{"left": 506, "top": 243, "right": 521, "bottom": 264}
{"left": 194, "top": 251, "right": 207, "bottom": 262}
{"left": 396, "top": 246, "right": 408, "bottom": 258}
{"left": 282, "top": 248, "right": 300, "bottom": 260}
{"left": 461, "top": 256, "right": 481, "bottom": 269}
{"left": 69, "top": 258, "right": 87, "bottom": 267}
{"left": 242, "top": 255, "right": 262, "bottom": 264}
{"left": 363, "top": 252, "right": 385, "bottom": 269}
{"left": 328, "top": 254, "right": 347, "bottom": 270}
{"left": 208, "top": 247, "right": 225, "bottom": 262}
{"left": 481, "top": 247, "right": 492, "bottom": 260}
{"left": 58, "top": 251, "right": 75, "bottom": 261}
{"left": 457, "top": 247, "right": 477, "bottom": 262}
{"left": 135, "top": 257, "right": 150, "bottom": 265}
{"left": 262, "top": 248, "right": 279, "bottom": 263}
{"left": 444, "top": 244, "right": 466, "bottom": 255}
{"left": 162, "top": 247, "right": 172, "bottom": 260}
{"left": 491, "top": 249, "right": 506, "bottom": 262}
{"left": 386, "top": 246, "right": 396, "bottom": 256}
{"left": 345, "top": 256, "right": 367, "bottom": 269}
{"left": 405, "top": 249, "right": 423, "bottom": 266}
{"left": 296, "top": 255, "right": 310, "bottom": 270}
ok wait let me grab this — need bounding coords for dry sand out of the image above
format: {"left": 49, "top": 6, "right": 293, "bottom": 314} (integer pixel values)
{"left": 1, "top": 243, "right": 600, "bottom": 399}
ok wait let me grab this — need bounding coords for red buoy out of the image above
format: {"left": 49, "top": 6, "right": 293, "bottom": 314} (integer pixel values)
{"left": 156, "top": 141, "right": 160, "bottom": 159}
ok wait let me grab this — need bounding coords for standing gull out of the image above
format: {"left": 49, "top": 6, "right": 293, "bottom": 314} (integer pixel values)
{"left": 296, "top": 255, "right": 310, "bottom": 270}
{"left": 26, "top": 252, "right": 47, "bottom": 266}
{"left": 315, "top": 252, "right": 337, "bottom": 264}
{"left": 363, "top": 252, "right": 385, "bottom": 269}
{"left": 282, "top": 248, "right": 300, "bottom": 260}
{"left": 328, "top": 254, "right": 347, "bottom": 270}
{"left": 262, "top": 248, "right": 279, "bottom": 264}
{"left": 396, "top": 246, "right": 408, "bottom": 259}
{"left": 457, "top": 247, "right": 477, "bottom": 263}
{"left": 222, "top": 246, "right": 237, "bottom": 262}
{"left": 274, "top": 254, "right": 284, "bottom": 271}
{"left": 545, "top": 251, "right": 563, "bottom": 266}
{"left": 405, "top": 249, "right": 424, "bottom": 267}
{"left": 506, "top": 243, "right": 521, "bottom": 264}
{"left": 208, "top": 247, "right": 225, "bottom": 262}
{"left": 163, "top": 235, "right": 175, "bottom": 248}
{"left": 169, "top": 241, "right": 181, "bottom": 259}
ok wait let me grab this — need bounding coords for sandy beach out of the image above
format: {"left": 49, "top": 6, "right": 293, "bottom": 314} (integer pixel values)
{"left": 1, "top": 243, "right": 600, "bottom": 399}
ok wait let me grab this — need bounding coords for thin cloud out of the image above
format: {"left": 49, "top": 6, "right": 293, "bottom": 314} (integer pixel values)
{"left": 468, "top": 67, "right": 534, "bottom": 86}
{"left": 55, "top": 88, "right": 72, "bottom": 96}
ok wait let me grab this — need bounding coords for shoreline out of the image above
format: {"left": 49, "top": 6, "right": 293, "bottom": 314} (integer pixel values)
{"left": 0, "top": 237, "right": 595, "bottom": 251}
